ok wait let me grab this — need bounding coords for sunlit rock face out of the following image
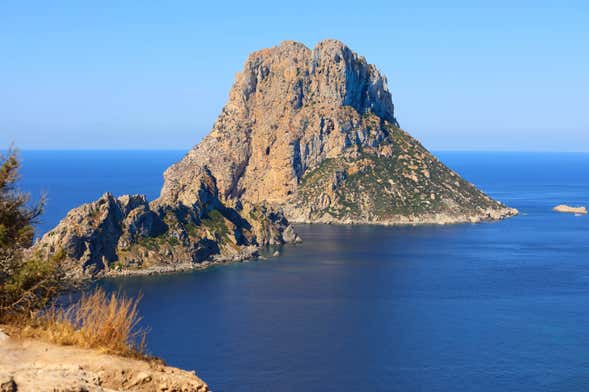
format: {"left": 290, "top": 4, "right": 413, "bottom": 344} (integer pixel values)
{"left": 161, "top": 39, "right": 517, "bottom": 224}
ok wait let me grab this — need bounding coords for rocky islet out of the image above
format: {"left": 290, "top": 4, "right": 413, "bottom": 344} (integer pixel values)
{"left": 35, "top": 39, "right": 517, "bottom": 278}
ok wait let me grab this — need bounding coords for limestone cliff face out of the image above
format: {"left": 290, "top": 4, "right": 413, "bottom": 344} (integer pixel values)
{"left": 161, "top": 40, "right": 396, "bottom": 206}
{"left": 36, "top": 168, "right": 300, "bottom": 278}
{"left": 161, "top": 39, "right": 517, "bottom": 224}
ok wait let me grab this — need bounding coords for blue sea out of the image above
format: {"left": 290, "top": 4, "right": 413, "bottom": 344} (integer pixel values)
{"left": 19, "top": 151, "right": 589, "bottom": 392}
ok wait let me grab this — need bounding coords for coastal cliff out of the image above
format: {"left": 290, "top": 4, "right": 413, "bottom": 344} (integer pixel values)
{"left": 35, "top": 39, "right": 516, "bottom": 278}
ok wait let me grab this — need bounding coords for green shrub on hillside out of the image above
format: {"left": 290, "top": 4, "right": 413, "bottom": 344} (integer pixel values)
{"left": 0, "top": 147, "right": 66, "bottom": 320}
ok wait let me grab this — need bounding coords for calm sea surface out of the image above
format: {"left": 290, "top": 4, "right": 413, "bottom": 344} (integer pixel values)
{"left": 20, "top": 151, "right": 589, "bottom": 391}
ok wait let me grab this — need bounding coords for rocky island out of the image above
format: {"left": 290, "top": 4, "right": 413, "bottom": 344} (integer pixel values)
{"left": 163, "top": 39, "right": 517, "bottom": 225}
{"left": 34, "top": 39, "right": 517, "bottom": 278}
{"left": 553, "top": 204, "right": 588, "bottom": 214}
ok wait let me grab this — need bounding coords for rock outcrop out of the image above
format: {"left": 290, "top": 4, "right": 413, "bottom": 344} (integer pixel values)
{"left": 0, "top": 330, "right": 209, "bottom": 391}
{"left": 553, "top": 204, "right": 587, "bottom": 214}
{"left": 162, "top": 39, "right": 517, "bottom": 224}
{"left": 35, "top": 167, "right": 300, "bottom": 279}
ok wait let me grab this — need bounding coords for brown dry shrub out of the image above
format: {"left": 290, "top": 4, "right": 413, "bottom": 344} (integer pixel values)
{"left": 21, "top": 288, "right": 148, "bottom": 358}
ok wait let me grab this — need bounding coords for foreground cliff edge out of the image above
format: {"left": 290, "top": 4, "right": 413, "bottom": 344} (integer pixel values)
{"left": 34, "top": 39, "right": 516, "bottom": 278}
{"left": 0, "top": 329, "right": 209, "bottom": 391}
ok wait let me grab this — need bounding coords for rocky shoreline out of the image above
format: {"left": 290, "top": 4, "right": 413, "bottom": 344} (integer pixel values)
{"left": 288, "top": 206, "right": 519, "bottom": 226}
{"left": 89, "top": 206, "right": 518, "bottom": 280}
{"left": 100, "top": 245, "right": 291, "bottom": 279}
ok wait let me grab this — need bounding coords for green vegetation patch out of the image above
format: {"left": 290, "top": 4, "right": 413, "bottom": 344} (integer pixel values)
{"left": 201, "top": 209, "right": 231, "bottom": 244}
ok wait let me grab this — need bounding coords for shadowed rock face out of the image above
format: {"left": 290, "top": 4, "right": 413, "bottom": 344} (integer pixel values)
{"left": 161, "top": 39, "right": 517, "bottom": 224}
{"left": 36, "top": 168, "right": 300, "bottom": 279}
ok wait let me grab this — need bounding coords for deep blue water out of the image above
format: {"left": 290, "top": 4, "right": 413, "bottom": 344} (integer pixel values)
{"left": 20, "top": 150, "right": 185, "bottom": 236}
{"left": 19, "top": 151, "right": 589, "bottom": 391}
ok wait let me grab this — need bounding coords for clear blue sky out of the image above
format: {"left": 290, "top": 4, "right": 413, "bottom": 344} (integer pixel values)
{"left": 1, "top": 1, "right": 587, "bottom": 151}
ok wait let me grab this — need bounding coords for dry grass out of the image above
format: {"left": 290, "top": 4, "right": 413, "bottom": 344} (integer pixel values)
{"left": 17, "top": 288, "right": 149, "bottom": 358}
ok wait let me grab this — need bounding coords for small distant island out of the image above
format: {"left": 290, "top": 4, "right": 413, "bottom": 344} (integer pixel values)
{"left": 553, "top": 204, "right": 588, "bottom": 214}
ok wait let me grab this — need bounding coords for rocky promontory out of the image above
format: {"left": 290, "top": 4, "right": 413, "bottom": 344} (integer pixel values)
{"left": 35, "top": 167, "right": 300, "bottom": 279}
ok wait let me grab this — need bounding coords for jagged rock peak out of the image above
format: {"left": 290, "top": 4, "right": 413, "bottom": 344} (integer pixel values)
{"left": 160, "top": 39, "right": 401, "bottom": 206}
{"left": 35, "top": 182, "right": 300, "bottom": 278}
{"left": 235, "top": 39, "right": 397, "bottom": 123}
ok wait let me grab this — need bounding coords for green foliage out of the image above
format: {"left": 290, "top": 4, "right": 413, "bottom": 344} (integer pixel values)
{"left": 296, "top": 127, "right": 500, "bottom": 221}
{"left": 135, "top": 232, "right": 178, "bottom": 254}
{"left": 201, "top": 209, "right": 230, "bottom": 243}
{"left": 0, "top": 147, "right": 67, "bottom": 321}
{"left": 166, "top": 236, "right": 179, "bottom": 246}
{"left": 137, "top": 236, "right": 160, "bottom": 251}
{"left": 0, "top": 148, "right": 43, "bottom": 249}
{"left": 0, "top": 250, "right": 65, "bottom": 317}
{"left": 183, "top": 221, "right": 199, "bottom": 237}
